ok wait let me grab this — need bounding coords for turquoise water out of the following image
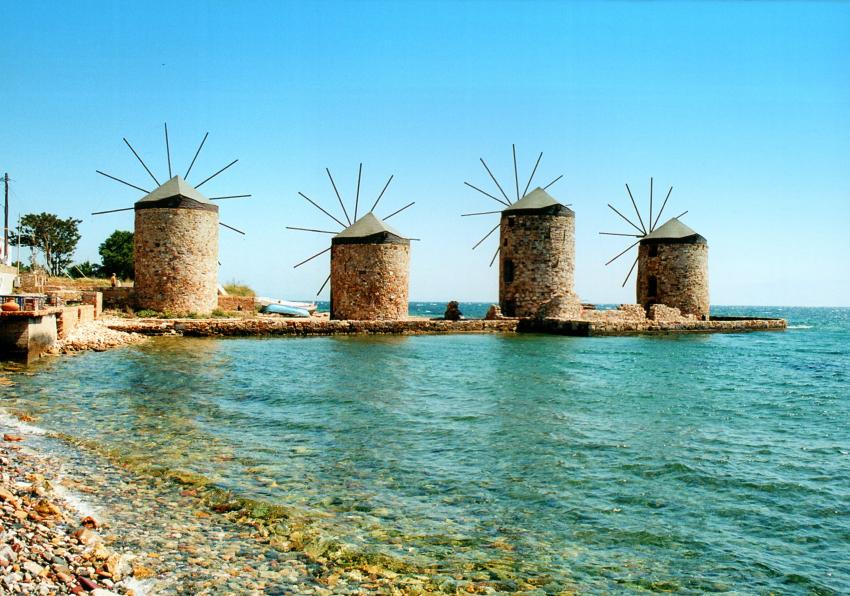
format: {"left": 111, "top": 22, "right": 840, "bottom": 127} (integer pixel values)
{"left": 2, "top": 306, "right": 848, "bottom": 593}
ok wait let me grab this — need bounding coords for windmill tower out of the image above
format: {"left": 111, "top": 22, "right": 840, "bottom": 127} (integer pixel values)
{"left": 93, "top": 125, "right": 248, "bottom": 314}
{"left": 463, "top": 146, "right": 577, "bottom": 318}
{"left": 602, "top": 178, "right": 709, "bottom": 319}
{"left": 288, "top": 164, "right": 413, "bottom": 320}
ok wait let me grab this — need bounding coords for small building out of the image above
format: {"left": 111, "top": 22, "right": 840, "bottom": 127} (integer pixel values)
{"left": 499, "top": 187, "right": 578, "bottom": 317}
{"left": 636, "top": 218, "right": 709, "bottom": 319}
{"left": 134, "top": 176, "right": 219, "bottom": 315}
{"left": 330, "top": 212, "right": 409, "bottom": 321}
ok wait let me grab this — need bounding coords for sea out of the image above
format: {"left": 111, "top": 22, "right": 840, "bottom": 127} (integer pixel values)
{"left": 1, "top": 305, "right": 848, "bottom": 594}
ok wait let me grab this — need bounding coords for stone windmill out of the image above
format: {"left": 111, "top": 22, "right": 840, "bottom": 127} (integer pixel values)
{"left": 288, "top": 165, "right": 414, "bottom": 320}
{"left": 93, "top": 124, "right": 249, "bottom": 314}
{"left": 601, "top": 178, "right": 709, "bottom": 319}
{"left": 463, "top": 145, "right": 578, "bottom": 318}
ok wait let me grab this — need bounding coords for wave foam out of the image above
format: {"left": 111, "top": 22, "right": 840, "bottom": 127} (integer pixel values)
{"left": 0, "top": 410, "right": 47, "bottom": 435}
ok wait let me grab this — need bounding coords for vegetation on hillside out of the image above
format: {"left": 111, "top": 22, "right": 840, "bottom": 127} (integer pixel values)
{"left": 223, "top": 282, "right": 255, "bottom": 297}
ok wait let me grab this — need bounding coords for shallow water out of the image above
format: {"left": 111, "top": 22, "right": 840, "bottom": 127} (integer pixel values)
{"left": 2, "top": 305, "right": 849, "bottom": 593}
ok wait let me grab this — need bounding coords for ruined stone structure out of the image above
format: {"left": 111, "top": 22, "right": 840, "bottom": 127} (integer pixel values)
{"left": 498, "top": 187, "right": 578, "bottom": 318}
{"left": 134, "top": 176, "right": 219, "bottom": 315}
{"left": 330, "top": 212, "right": 409, "bottom": 321}
{"left": 636, "top": 218, "right": 709, "bottom": 319}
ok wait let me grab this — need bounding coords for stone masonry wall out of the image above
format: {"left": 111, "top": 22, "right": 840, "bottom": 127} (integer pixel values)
{"left": 637, "top": 242, "right": 709, "bottom": 319}
{"left": 134, "top": 208, "right": 219, "bottom": 315}
{"left": 217, "top": 295, "right": 256, "bottom": 312}
{"left": 499, "top": 212, "right": 577, "bottom": 317}
{"left": 330, "top": 243, "right": 409, "bottom": 320}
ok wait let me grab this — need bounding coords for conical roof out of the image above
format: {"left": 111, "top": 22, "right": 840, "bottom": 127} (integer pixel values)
{"left": 642, "top": 217, "right": 706, "bottom": 243}
{"left": 502, "top": 187, "right": 574, "bottom": 216}
{"left": 135, "top": 175, "right": 214, "bottom": 206}
{"left": 333, "top": 212, "right": 408, "bottom": 245}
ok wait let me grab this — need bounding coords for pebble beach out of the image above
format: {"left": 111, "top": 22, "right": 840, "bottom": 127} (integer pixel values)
{"left": 0, "top": 414, "right": 443, "bottom": 595}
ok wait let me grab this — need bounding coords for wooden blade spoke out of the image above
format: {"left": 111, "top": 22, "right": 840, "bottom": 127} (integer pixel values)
{"left": 607, "top": 203, "right": 645, "bottom": 235}
{"left": 326, "top": 168, "right": 351, "bottom": 225}
{"left": 354, "top": 163, "right": 362, "bottom": 222}
{"left": 621, "top": 256, "right": 639, "bottom": 287}
{"left": 184, "top": 132, "right": 209, "bottom": 180}
{"left": 522, "top": 152, "right": 543, "bottom": 198}
{"left": 472, "top": 222, "right": 500, "bottom": 250}
{"left": 286, "top": 226, "right": 337, "bottom": 234}
{"left": 605, "top": 239, "right": 641, "bottom": 266}
{"left": 164, "top": 123, "right": 172, "bottom": 179}
{"left": 219, "top": 221, "right": 245, "bottom": 235}
{"left": 489, "top": 245, "right": 500, "bottom": 267}
{"left": 123, "top": 138, "right": 160, "bottom": 186}
{"left": 384, "top": 201, "right": 414, "bottom": 220}
{"left": 480, "top": 158, "right": 512, "bottom": 204}
{"left": 464, "top": 182, "right": 509, "bottom": 207}
{"left": 196, "top": 159, "right": 238, "bottom": 189}
{"left": 298, "top": 192, "right": 346, "bottom": 228}
{"left": 96, "top": 170, "right": 150, "bottom": 194}
{"left": 371, "top": 175, "right": 393, "bottom": 212}
{"left": 625, "top": 184, "right": 647, "bottom": 233}
{"left": 91, "top": 206, "right": 134, "bottom": 215}
{"left": 209, "top": 194, "right": 251, "bottom": 200}
{"left": 652, "top": 186, "right": 673, "bottom": 231}
{"left": 461, "top": 210, "right": 502, "bottom": 217}
{"left": 294, "top": 246, "right": 331, "bottom": 269}
{"left": 512, "top": 144, "right": 520, "bottom": 202}
{"left": 542, "top": 174, "right": 563, "bottom": 190}
{"left": 316, "top": 274, "right": 331, "bottom": 296}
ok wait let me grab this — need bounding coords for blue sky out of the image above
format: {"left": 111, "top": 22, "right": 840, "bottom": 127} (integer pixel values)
{"left": 2, "top": 1, "right": 848, "bottom": 305}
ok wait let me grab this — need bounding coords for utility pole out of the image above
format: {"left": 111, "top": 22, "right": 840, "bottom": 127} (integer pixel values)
{"left": 3, "top": 173, "right": 8, "bottom": 265}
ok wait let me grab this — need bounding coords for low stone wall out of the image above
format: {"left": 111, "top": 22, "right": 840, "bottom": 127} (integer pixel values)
{"left": 102, "top": 287, "right": 136, "bottom": 310}
{"left": 81, "top": 291, "right": 103, "bottom": 318}
{"left": 217, "top": 295, "right": 256, "bottom": 312}
{"left": 647, "top": 304, "right": 695, "bottom": 322}
{"left": 522, "top": 316, "right": 787, "bottom": 336}
{"left": 106, "top": 317, "right": 520, "bottom": 337}
{"left": 105, "top": 313, "right": 787, "bottom": 338}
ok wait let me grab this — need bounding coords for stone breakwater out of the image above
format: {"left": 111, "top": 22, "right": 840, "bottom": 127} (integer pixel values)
{"left": 520, "top": 316, "right": 787, "bottom": 336}
{"left": 104, "top": 313, "right": 786, "bottom": 338}
{"left": 105, "top": 317, "right": 520, "bottom": 337}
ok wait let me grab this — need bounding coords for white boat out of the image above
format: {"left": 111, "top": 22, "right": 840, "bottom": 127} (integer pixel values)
{"left": 255, "top": 297, "right": 317, "bottom": 313}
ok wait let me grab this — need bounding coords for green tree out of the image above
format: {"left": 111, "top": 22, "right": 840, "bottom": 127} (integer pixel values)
{"left": 67, "top": 261, "right": 103, "bottom": 278}
{"left": 99, "top": 230, "right": 134, "bottom": 280}
{"left": 10, "top": 213, "right": 82, "bottom": 276}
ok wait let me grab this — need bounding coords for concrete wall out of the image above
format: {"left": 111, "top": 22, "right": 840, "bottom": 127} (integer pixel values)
{"left": 134, "top": 207, "right": 219, "bottom": 315}
{"left": 0, "top": 265, "right": 16, "bottom": 294}
{"left": 330, "top": 243, "right": 409, "bottom": 320}
{"left": 499, "top": 211, "right": 577, "bottom": 317}
{"left": 637, "top": 241, "right": 709, "bottom": 319}
{"left": 0, "top": 313, "right": 58, "bottom": 363}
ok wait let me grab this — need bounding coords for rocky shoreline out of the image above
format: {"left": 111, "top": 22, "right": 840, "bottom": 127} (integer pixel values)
{"left": 0, "top": 412, "right": 449, "bottom": 594}
{"left": 1, "top": 433, "right": 145, "bottom": 595}
{"left": 46, "top": 322, "right": 147, "bottom": 356}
